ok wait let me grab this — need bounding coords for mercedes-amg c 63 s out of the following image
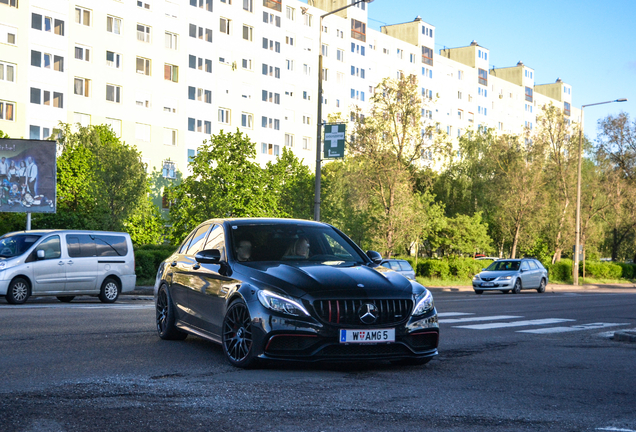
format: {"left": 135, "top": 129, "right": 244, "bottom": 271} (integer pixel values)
{"left": 154, "top": 218, "right": 439, "bottom": 368}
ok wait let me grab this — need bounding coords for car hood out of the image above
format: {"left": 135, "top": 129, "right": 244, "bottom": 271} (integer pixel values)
{"left": 479, "top": 271, "right": 518, "bottom": 279}
{"left": 239, "top": 262, "right": 414, "bottom": 300}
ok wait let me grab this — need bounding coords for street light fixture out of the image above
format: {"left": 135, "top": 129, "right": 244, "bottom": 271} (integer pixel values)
{"left": 573, "top": 98, "right": 627, "bottom": 285}
{"left": 304, "top": 0, "right": 375, "bottom": 221}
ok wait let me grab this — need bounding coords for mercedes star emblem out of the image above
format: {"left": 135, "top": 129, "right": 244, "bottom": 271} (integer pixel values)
{"left": 359, "top": 303, "right": 378, "bottom": 324}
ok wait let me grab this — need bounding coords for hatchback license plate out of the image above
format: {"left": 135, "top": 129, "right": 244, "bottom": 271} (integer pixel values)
{"left": 340, "top": 329, "right": 395, "bottom": 343}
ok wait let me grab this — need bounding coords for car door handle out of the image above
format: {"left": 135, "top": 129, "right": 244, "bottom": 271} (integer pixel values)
{"left": 67, "top": 260, "right": 74, "bottom": 265}
{"left": 171, "top": 261, "right": 177, "bottom": 267}
{"left": 58, "top": 261, "right": 64, "bottom": 266}
{"left": 192, "top": 263, "right": 201, "bottom": 270}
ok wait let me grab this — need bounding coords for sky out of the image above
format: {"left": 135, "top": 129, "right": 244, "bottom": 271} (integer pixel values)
{"left": 307, "top": 0, "right": 636, "bottom": 140}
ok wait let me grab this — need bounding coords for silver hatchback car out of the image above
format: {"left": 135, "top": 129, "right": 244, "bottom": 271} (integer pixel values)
{"left": 472, "top": 258, "right": 548, "bottom": 295}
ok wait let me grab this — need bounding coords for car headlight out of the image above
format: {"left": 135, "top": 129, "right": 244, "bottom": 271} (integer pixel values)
{"left": 498, "top": 276, "right": 512, "bottom": 280}
{"left": 472, "top": 274, "right": 481, "bottom": 280}
{"left": 0, "top": 260, "right": 15, "bottom": 271}
{"left": 412, "top": 290, "right": 434, "bottom": 316}
{"left": 257, "top": 290, "right": 310, "bottom": 317}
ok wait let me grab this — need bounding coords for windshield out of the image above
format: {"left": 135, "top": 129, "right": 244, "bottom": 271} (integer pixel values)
{"left": 0, "top": 234, "right": 42, "bottom": 258}
{"left": 486, "top": 260, "right": 520, "bottom": 271}
{"left": 230, "top": 224, "right": 366, "bottom": 264}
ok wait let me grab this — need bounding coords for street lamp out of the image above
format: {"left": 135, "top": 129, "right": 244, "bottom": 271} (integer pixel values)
{"left": 573, "top": 98, "right": 627, "bottom": 285}
{"left": 304, "top": 0, "right": 374, "bottom": 221}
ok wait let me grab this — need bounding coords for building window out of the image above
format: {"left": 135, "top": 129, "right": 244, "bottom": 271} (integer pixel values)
{"left": 242, "top": 58, "right": 252, "bottom": 70}
{"left": 457, "top": 110, "right": 463, "bottom": 120}
{"left": 106, "top": 51, "right": 121, "bottom": 69}
{"left": 135, "top": 123, "right": 151, "bottom": 141}
{"left": 285, "top": 133, "right": 294, "bottom": 147}
{"left": 243, "top": 0, "right": 253, "bottom": 12}
{"left": 564, "top": 102, "right": 571, "bottom": 117}
{"left": 137, "top": 24, "right": 151, "bottom": 42}
{"left": 218, "top": 108, "right": 230, "bottom": 124}
{"left": 74, "top": 45, "right": 91, "bottom": 62}
{"left": 458, "top": 70, "right": 463, "bottom": 80}
{"left": 351, "top": 19, "right": 365, "bottom": 42}
{"left": 137, "top": 1, "right": 151, "bottom": 9}
{"left": 136, "top": 91, "right": 151, "bottom": 108}
{"left": 136, "top": 57, "right": 151, "bottom": 75}
{"left": 303, "top": 13, "right": 312, "bottom": 27}
{"left": 262, "top": 37, "right": 281, "bottom": 53}
{"left": 0, "top": 101, "right": 15, "bottom": 121}
{"left": 322, "top": 44, "right": 328, "bottom": 57}
{"left": 163, "top": 128, "right": 177, "bottom": 146}
{"left": 30, "top": 87, "right": 41, "bottom": 105}
{"left": 478, "top": 68, "right": 488, "bottom": 86}
{"left": 106, "top": 84, "right": 121, "bottom": 103}
{"left": 241, "top": 113, "right": 253, "bottom": 128}
{"left": 165, "top": 31, "right": 178, "bottom": 49}
{"left": 263, "top": 0, "right": 281, "bottom": 12}
{"left": 54, "top": 55, "right": 64, "bottom": 72}
{"left": 164, "top": 64, "right": 178, "bottom": 82}
{"left": 191, "top": 0, "right": 212, "bottom": 11}
{"left": 107, "top": 15, "right": 122, "bottom": 34}
{"left": 422, "top": 46, "right": 433, "bottom": 66}
{"left": 74, "top": 77, "right": 90, "bottom": 97}
{"left": 286, "top": 6, "right": 295, "bottom": 20}
{"left": 525, "top": 86, "right": 533, "bottom": 102}
{"left": 243, "top": 25, "right": 252, "bottom": 41}
{"left": 302, "top": 137, "right": 310, "bottom": 150}
{"left": 75, "top": 7, "right": 91, "bottom": 26}
{"left": 1, "top": 0, "right": 17, "bottom": 8}
{"left": 0, "top": 62, "right": 15, "bottom": 82}
{"left": 220, "top": 17, "right": 231, "bottom": 34}
{"left": 162, "top": 161, "right": 176, "bottom": 179}
{"left": 337, "top": 49, "right": 344, "bottom": 62}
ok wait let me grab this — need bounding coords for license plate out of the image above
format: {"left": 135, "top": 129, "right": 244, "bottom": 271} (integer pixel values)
{"left": 340, "top": 329, "right": 395, "bottom": 343}
{"left": 482, "top": 282, "right": 494, "bottom": 287}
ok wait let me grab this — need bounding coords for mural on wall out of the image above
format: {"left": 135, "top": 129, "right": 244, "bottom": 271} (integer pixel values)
{"left": 0, "top": 139, "right": 56, "bottom": 213}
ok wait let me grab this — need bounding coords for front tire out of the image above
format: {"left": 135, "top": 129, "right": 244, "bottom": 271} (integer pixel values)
{"left": 156, "top": 285, "right": 187, "bottom": 340}
{"left": 537, "top": 278, "right": 546, "bottom": 293}
{"left": 474, "top": 289, "right": 484, "bottom": 295}
{"left": 512, "top": 279, "right": 522, "bottom": 294}
{"left": 222, "top": 299, "right": 257, "bottom": 368}
{"left": 99, "top": 278, "right": 120, "bottom": 303}
{"left": 6, "top": 277, "right": 30, "bottom": 304}
{"left": 57, "top": 296, "right": 75, "bottom": 303}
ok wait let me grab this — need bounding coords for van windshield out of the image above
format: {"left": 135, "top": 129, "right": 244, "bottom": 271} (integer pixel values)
{"left": 0, "top": 234, "right": 42, "bottom": 258}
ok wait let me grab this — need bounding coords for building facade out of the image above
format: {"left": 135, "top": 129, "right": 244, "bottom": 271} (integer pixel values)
{"left": 0, "top": 0, "right": 579, "bottom": 181}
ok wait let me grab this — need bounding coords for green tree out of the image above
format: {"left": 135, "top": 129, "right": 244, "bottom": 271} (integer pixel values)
{"left": 166, "top": 129, "right": 280, "bottom": 243}
{"left": 429, "top": 212, "right": 492, "bottom": 256}
{"left": 265, "top": 147, "right": 314, "bottom": 220}
{"left": 0, "top": 130, "right": 9, "bottom": 139}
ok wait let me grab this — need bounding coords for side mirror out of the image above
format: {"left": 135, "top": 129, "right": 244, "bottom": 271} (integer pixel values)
{"left": 366, "top": 250, "right": 382, "bottom": 264}
{"left": 36, "top": 249, "right": 45, "bottom": 260}
{"left": 195, "top": 249, "right": 221, "bottom": 264}
{"left": 481, "top": 268, "right": 485, "bottom": 271}
{"left": 520, "top": 268, "right": 525, "bottom": 273}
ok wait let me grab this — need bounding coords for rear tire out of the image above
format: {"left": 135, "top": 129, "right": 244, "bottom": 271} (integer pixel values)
{"left": 474, "top": 290, "right": 484, "bottom": 295}
{"left": 57, "top": 296, "right": 75, "bottom": 303}
{"left": 99, "top": 278, "right": 120, "bottom": 303}
{"left": 6, "top": 277, "right": 30, "bottom": 304}
{"left": 156, "top": 285, "right": 187, "bottom": 340}
{"left": 537, "top": 278, "right": 546, "bottom": 293}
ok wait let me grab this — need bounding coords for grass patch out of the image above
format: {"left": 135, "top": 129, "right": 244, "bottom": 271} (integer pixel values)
{"left": 416, "top": 276, "right": 472, "bottom": 287}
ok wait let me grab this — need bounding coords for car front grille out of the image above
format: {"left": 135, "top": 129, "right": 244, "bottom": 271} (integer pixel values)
{"left": 481, "top": 277, "right": 496, "bottom": 281}
{"left": 313, "top": 299, "right": 413, "bottom": 327}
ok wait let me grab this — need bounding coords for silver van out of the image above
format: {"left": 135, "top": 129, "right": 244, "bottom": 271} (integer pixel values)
{"left": 0, "top": 230, "right": 136, "bottom": 304}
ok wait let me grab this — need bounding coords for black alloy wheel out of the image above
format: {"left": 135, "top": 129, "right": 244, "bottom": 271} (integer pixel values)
{"left": 6, "top": 277, "right": 30, "bottom": 304}
{"left": 537, "top": 278, "right": 546, "bottom": 293}
{"left": 57, "top": 296, "right": 75, "bottom": 303}
{"left": 474, "top": 289, "right": 484, "bottom": 295}
{"left": 222, "top": 299, "right": 257, "bottom": 368}
{"left": 99, "top": 278, "right": 120, "bottom": 303}
{"left": 156, "top": 285, "right": 187, "bottom": 340}
{"left": 512, "top": 279, "right": 522, "bottom": 294}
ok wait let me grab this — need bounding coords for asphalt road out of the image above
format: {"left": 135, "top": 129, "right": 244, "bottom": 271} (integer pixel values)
{"left": 0, "top": 289, "right": 635, "bottom": 432}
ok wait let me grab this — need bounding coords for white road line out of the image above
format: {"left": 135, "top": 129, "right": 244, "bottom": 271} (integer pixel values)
{"left": 440, "top": 315, "right": 523, "bottom": 324}
{"left": 596, "top": 428, "right": 636, "bottom": 432}
{"left": 437, "top": 312, "right": 475, "bottom": 317}
{"left": 454, "top": 318, "right": 575, "bottom": 330}
{"left": 519, "top": 323, "right": 630, "bottom": 334}
{"left": 0, "top": 304, "right": 153, "bottom": 310}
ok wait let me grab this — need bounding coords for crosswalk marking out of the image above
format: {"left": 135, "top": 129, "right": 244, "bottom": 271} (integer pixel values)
{"left": 454, "top": 318, "right": 575, "bottom": 330}
{"left": 519, "top": 322, "right": 630, "bottom": 334}
{"left": 437, "top": 312, "right": 474, "bottom": 317}
{"left": 440, "top": 315, "right": 523, "bottom": 324}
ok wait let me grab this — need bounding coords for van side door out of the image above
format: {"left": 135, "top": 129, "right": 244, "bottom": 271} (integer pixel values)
{"left": 31, "top": 235, "right": 66, "bottom": 293}
{"left": 65, "top": 234, "right": 98, "bottom": 292}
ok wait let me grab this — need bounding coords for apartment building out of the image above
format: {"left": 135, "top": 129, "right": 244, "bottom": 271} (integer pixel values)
{"left": 0, "top": 0, "right": 578, "bottom": 181}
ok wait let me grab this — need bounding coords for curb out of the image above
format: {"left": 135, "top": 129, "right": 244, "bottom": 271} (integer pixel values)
{"left": 613, "top": 330, "right": 636, "bottom": 343}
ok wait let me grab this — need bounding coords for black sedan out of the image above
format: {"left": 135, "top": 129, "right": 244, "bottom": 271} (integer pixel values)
{"left": 154, "top": 218, "right": 439, "bottom": 368}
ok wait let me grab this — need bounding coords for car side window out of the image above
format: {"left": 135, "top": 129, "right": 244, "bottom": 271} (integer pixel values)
{"left": 37, "top": 235, "right": 62, "bottom": 260}
{"left": 186, "top": 224, "right": 211, "bottom": 255}
{"left": 528, "top": 261, "right": 538, "bottom": 270}
{"left": 520, "top": 261, "right": 529, "bottom": 271}
{"left": 399, "top": 261, "right": 413, "bottom": 271}
{"left": 178, "top": 232, "right": 195, "bottom": 254}
{"left": 534, "top": 260, "right": 545, "bottom": 270}
{"left": 205, "top": 224, "right": 226, "bottom": 260}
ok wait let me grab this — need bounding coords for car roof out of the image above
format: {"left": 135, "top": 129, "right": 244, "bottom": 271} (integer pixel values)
{"left": 214, "top": 218, "right": 331, "bottom": 228}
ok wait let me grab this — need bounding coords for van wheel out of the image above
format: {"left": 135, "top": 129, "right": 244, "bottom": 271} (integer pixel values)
{"left": 6, "top": 277, "right": 30, "bottom": 304}
{"left": 57, "top": 296, "right": 75, "bottom": 303}
{"left": 99, "top": 278, "right": 120, "bottom": 303}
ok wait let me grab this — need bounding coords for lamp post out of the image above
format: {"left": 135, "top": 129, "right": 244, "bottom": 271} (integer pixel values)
{"left": 573, "top": 98, "right": 627, "bottom": 285}
{"left": 304, "top": 0, "right": 374, "bottom": 221}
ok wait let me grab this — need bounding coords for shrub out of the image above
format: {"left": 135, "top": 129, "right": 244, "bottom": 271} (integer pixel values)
{"left": 448, "top": 257, "right": 492, "bottom": 279}
{"left": 134, "top": 245, "right": 176, "bottom": 283}
{"left": 417, "top": 259, "right": 450, "bottom": 279}
{"left": 617, "top": 263, "right": 635, "bottom": 279}
{"left": 545, "top": 259, "right": 572, "bottom": 282}
{"left": 584, "top": 261, "right": 622, "bottom": 279}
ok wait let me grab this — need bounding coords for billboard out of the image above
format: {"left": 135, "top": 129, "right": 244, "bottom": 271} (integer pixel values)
{"left": 323, "top": 123, "right": 346, "bottom": 159}
{"left": 0, "top": 139, "right": 56, "bottom": 213}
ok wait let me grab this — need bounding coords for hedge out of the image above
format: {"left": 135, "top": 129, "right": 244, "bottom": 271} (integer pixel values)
{"left": 134, "top": 244, "right": 176, "bottom": 282}
{"left": 415, "top": 257, "right": 494, "bottom": 279}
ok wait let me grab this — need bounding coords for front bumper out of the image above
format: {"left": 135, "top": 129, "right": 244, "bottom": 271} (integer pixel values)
{"left": 473, "top": 280, "right": 513, "bottom": 290}
{"left": 248, "top": 302, "right": 439, "bottom": 363}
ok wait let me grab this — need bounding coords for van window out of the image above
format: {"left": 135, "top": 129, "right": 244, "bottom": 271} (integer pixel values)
{"left": 95, "top": 235, "right": 128, "bottom": 256}
{"left": 0, "top": 234, "right": 41, "bottom": 257}
{"left": 67, "top": 235, "right": 97, "bottom": 257}
{"left": 37, "top": 236, "right": 62, "bottom": 260}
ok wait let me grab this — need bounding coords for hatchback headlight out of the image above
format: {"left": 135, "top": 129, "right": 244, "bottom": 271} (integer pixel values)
{"left": 257, "top": 290, "right": 310, "bottom": 317}
{"left": 498, "top": 276, "right": 512, "bottom": 280}
{"left": 412, "top": 290, "right": 434, "bottom": 316}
